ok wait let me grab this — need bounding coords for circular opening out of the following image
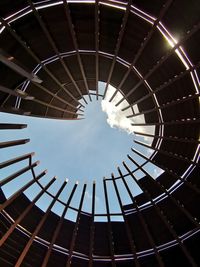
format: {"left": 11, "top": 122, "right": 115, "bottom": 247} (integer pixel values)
{"left": 1, "top": 83, "right": 165, "bottom": 221}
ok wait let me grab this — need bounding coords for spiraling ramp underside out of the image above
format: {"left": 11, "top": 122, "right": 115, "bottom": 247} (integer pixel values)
{"left": 0, "top": 1, "right": 200, "bottom": 266}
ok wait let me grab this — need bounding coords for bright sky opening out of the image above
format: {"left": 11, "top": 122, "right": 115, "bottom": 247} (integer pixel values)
{"left": 0, "top": 83, "right": 164, "bottom": 220}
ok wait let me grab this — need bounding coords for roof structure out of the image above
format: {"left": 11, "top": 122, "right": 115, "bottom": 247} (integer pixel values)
{"left": 0, "top": 0, "right": 200, "bottom": 266}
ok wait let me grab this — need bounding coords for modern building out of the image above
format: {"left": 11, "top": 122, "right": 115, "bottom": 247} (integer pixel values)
{"left": 0, "top": 0, "right": 200, "bottom": 266}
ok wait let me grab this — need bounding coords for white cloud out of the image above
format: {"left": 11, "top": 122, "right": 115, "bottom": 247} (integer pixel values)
{"left": 101, "top": 99, "right": 134, "bottom": 134}
{"left": 101, "top": 85, "right": 155, "bottom": 142}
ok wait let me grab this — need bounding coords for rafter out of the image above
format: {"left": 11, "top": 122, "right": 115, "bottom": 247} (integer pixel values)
{"left": 63, "top": 0, "right": 92, "bottom": 102}
{"left": 0, "top": 16, "right": 84, "bottom": 109}
{"left": 103, "top": 0, "right": 131, "bottom": 99}
{"left": 109, "top": 0, "right": 173, "bottom": 102}
{"left": 116, "top": 21, "right": 200, "bottom": 106}
{"left": 123, "top": 161, "right": 198, "bottom": 267}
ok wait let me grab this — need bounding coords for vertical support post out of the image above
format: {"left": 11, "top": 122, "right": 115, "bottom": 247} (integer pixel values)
{"left": 15, "top": 180, "right": 67, "bottom": 266}
{"left": 0, "top": 177, "right": 56, "bottom": 247}
{"left": 117, "top": 168, "right": 165, "bottom": 266}
{"left": 103, "top": 178, "right": 116, "bottom": 267}
{"left": 111, "top": 173, "right": 141, "bottom": 267}
{"left": 88, "top": 181, "right": 96, "bottom": 267}
{"left": 66, "top": 183, "right": 87, "bottom": 267}
{"left": 95, "top": 0, "right": 99, "bottom": 100}
{"left": 41, "top": 182, "right": 78, "bottom": 267}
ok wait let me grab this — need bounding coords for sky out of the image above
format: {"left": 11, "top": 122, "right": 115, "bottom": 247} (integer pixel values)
{"left": 0, "top": 83, "right": 164, "bottom": 221}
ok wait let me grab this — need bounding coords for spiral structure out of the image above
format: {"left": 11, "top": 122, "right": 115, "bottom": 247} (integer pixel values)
{"left": 0, "top": 1, "right": 200, "bottom": 266}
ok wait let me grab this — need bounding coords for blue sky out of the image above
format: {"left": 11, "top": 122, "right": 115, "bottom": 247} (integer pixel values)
{"left": 0, "top": 84, "right": 163, "bottom": 221}
{"left": 0, "top": 99, "right": 142, "bottom": 180}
